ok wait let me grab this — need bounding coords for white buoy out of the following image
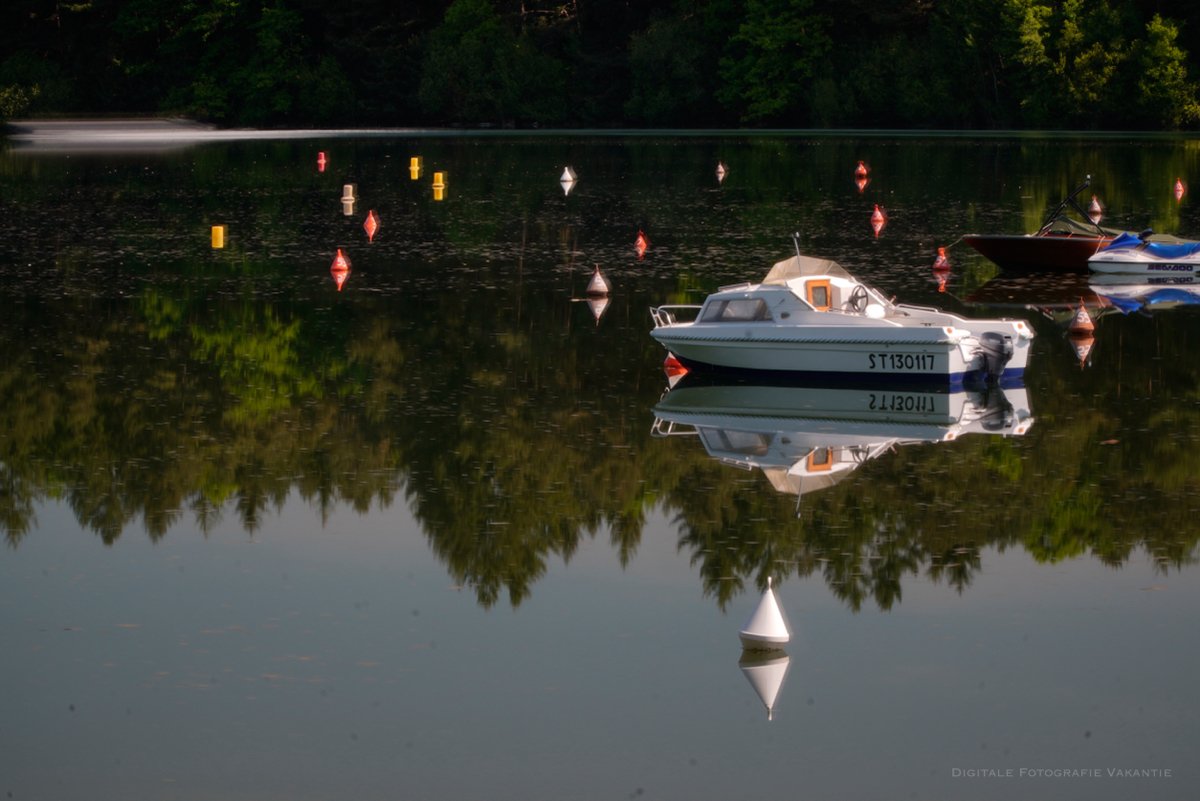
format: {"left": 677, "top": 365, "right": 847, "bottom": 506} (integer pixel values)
{"left": 586, "top": 264, "right": 610, "bottom": 296}
{"left": 739, "top": 651, "right": 791, "bottom": 721}
{"left": 716, "top": 161, "right": 727, "bottom": 183}
{"left": 739, "top": 576, "right": 790, "bottom": 651}
{"left": 561, "top": 167, "right": 578, "bottom": 196}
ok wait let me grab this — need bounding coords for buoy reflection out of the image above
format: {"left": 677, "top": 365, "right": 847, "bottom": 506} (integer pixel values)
{"left": 635, "top": 231, "right": 648, "bottom": 260}
{"left": 330, "top": 248, "right": 351, "bottom": 291}
{"left": 739, "top": 650, "right": 790, "bottom": 722}
{"left": 364, "top": 210, "right": 379, "bottom": 242}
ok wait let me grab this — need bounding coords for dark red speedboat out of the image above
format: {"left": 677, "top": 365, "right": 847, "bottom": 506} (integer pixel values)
{"left": 963, "top": 177, "right": 1190, "bottom": 272}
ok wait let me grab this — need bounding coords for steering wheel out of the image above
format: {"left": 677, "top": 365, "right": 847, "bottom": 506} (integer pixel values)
{"left": 844, "top": 285, "right": 869, "bottom": 313}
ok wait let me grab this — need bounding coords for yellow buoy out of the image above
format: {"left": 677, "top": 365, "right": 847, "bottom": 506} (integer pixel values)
{"left": 410, "top": 157, "right": 423, "bottom": 180}
{"left": 433, "top": 172, "right": 446, "bottom": 200}
{"left": 211, "top": 226, "right": 226, "bottom": 248}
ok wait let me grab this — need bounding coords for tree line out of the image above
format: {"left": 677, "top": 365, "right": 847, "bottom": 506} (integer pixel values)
{"left": 3, "top": 0, "right": 1200, "bottom": 130}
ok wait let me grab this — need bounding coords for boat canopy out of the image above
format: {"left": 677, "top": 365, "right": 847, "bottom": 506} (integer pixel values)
{"left": 762, "top": 255, "right": 854, "bottom": 285}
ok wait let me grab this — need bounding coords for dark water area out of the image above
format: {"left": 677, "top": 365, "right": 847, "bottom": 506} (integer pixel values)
{"left": 1, "top": 132, "right": 1198, "bottom": 799}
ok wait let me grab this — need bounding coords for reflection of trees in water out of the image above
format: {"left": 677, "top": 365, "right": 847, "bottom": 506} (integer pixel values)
{"left": 4, "top": 153, "right": 1200, "bottom": 609}
{"left": 4, "top": 278, "right": 1200, "bottom": 611}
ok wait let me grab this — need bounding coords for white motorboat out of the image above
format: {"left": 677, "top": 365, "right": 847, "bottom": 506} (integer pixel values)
{"left": 1088, "top": 231, "right": 1200, "bottom": 275}
{"left": 651, "top": 378, "right": 1033, "bottom": 500}
{"left": 650, "top": 250, "right": 1033, "bottom": 386}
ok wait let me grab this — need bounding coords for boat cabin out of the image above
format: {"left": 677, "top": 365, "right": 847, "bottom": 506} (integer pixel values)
{"left": 697, "top": 255, "right": 893, "bottom": 323}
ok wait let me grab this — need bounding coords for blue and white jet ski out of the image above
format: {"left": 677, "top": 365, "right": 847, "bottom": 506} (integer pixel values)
{"left": 1089, "top": 230, "right": 1200, "bottom": 275}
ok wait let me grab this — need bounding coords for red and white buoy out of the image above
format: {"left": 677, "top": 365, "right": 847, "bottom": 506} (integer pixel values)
{"left": 331, "top": 249, "right": 351, "bottom": 272}
{"left": 870, "top": 205, "right": 886, "bottom": 237}
{"left": 716, "top": 161, "right": 728, "bottom": 183}
{"left": 331, "top": 249, "right": 351, "bottom": 291}
{"left": 1175, "top": 178, "right": 1186, "bottom": 202}
{"left": 635, "top": 231, "right": 649, "bottom": 259}
{"left": 855, "top": 160, "right": 868, "bottom": 178}
{"left": 586, "top": 264, "right": 610, "bottom": 296}
{"left": 363, "top": 210, "right": 379, "bottom": 242}
{"left": 1069, "top": 299, "right": 1094, "bottom": 334}
{"left": 664, "top": 353, "right": 688, "bottom": 380}
{"left": 933, "top": 247, "right": 950, "bottom": 270}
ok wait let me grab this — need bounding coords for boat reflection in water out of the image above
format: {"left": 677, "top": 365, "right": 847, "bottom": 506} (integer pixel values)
{"left": 1088, "top": 274, "right": 1200, "bottom": 313}
{"left": 652, "top": 374, "right": 1034, "bottom": 505}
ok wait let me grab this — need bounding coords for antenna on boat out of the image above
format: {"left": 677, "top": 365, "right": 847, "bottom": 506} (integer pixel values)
{"left": 792, "top": 232, "right": 802, "bottom": 261}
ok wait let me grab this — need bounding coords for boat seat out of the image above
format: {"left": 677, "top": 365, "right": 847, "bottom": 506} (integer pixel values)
{"left": 1141, "top": 241, "right": 1200, "bottom": 260}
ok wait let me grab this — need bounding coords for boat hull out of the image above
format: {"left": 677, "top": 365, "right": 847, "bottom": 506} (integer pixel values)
{"left": 1087, "top": 257, "right": 1200, "bottom": 276}
{"left": 964, "top": 234, "right": 1113, "bottom": 272}
{"left": 651, "top": 331, "right": 1026, "bottom": 387}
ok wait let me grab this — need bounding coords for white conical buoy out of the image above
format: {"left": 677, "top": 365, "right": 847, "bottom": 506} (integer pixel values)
{"left": 739, "top": 651, "right": 791, "bottom": 721}
{"left": 586, "top": 264, "right": 610, "bottom": 296}
{"left": 739, "top": 576, "right": 790, "bottom": 651}
{"left": 561, "top": 167, "right": 577, "bottom": 182}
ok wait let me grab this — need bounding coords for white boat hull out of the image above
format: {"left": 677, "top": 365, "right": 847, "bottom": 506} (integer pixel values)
{"left": 1088, "top": 257, "right": 1200, "bottom": 275}
{"left": 649, "top": 253, "right": 1034, "bottom": 386}
{"left": 651, "top": 327, "right": 1029, "bottom": 386}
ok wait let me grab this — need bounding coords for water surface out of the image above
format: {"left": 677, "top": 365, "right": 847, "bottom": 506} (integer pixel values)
{"left": 1, "top": 132, "right": 1198, "bottom": 800}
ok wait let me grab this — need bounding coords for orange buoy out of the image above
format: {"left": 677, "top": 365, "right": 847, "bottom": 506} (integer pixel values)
{"left": 363, "top": 210, "right": 379, "bottom": 242}
{"left": 635, "top": 231, "right": 649, "bottom": 259}
{"left": 664, "top": 354, "right": 688, "bottom": 379}
{"left": 331, "top": 248, "right": 351, "bottom": 272}
{"left": 870, "top": 205, "right": 886, "bottom": 237}
{"left": 1069, "top": 299, "right": 1094, "bottom": 334}
{"left": 1175, "top": 178, "right": 1186, "bottom": 202}
{"left": 933, "top": 247, "right": 949, "bottom": 270}
{"left": 318, "top": 152, "right": 326, "bottom": 172}
{"left": 855, "top": 161, "right": 868, "bottom": 178}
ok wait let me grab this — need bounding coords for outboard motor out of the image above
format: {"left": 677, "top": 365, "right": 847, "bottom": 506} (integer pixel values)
{"left": 978, "top": 332, "right": 1014, "bottom": 383}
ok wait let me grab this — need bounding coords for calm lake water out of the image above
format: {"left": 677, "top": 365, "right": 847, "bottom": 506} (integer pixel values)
{"left": 2, "top": 130, "right": 1199, "bottom": 800}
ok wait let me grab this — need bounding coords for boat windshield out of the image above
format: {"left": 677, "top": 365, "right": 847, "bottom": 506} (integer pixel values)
{"left": 700, "top": 298, "right": 771, "bottom": 322}
{"left": 761, "top": 255, "right": 855, "bottom": 285}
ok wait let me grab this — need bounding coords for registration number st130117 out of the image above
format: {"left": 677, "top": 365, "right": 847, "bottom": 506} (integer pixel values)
{"left": 868, "top": 352, "right": 936, "bottom": 371}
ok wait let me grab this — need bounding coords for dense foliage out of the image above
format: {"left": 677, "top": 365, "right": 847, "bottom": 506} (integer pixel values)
{"left": 3, "top": 0, "right": 1200, "bottom": 129}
